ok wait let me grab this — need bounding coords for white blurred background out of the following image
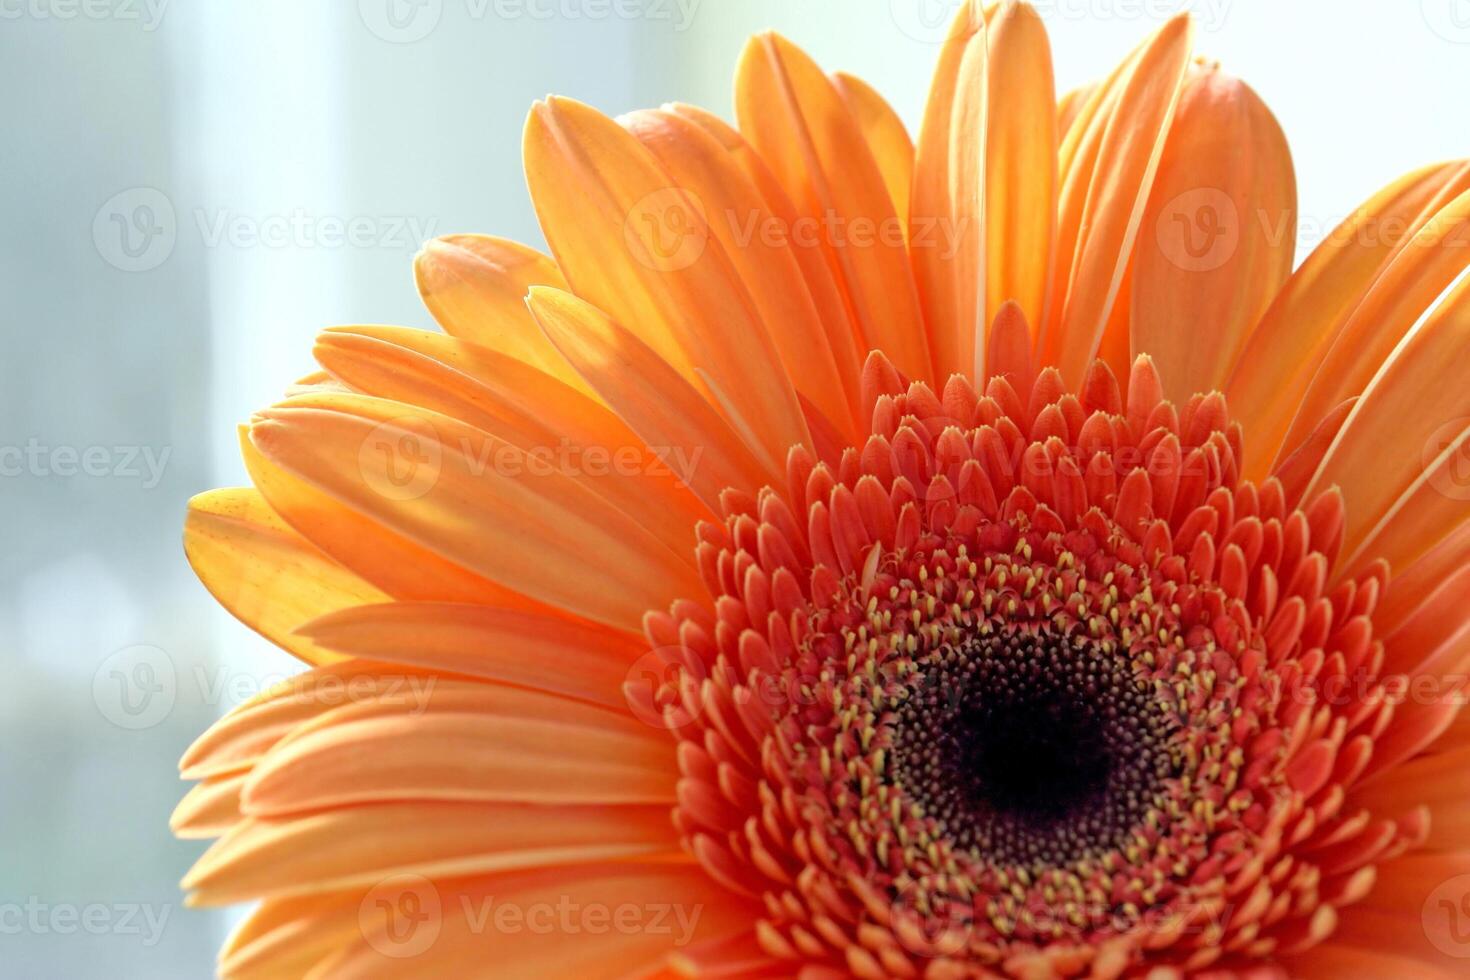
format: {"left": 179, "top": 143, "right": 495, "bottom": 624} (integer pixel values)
{"left": 2, "top": 0, "right": 1466, "bottom": 975}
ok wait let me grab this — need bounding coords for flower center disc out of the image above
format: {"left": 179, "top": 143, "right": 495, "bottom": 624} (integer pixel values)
{"left": 888, "top": 626, "right": 1180, "bottom": 868}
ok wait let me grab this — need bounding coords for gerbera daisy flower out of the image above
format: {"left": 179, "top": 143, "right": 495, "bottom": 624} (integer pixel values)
{"left": 175, "top": 4, "right": 1470, "bottom": 977}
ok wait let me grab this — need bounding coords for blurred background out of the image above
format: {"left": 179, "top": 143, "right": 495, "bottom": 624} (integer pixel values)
{"left": 1, "top": 0, "right": 1466, "bottom": 974}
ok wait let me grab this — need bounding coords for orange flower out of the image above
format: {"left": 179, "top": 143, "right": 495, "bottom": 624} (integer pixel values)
{"left": 176, "top": 5, "right": 1470, "bottom": 977}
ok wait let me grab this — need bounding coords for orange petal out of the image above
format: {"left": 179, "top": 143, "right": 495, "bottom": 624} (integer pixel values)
{"left": 1343, "top": 423, "right": 1470, "bottom": 580}
{"left": 248, "top": 392, "right": 701, "bottom": 630}
{"left": 321, "top": 863, "right": 754, "bottom": 979}
{"left": 1039, "top": 14, "right": 1194, "bottom": 385}
{"left": 1289, "top": 940, "right": 1462, "bottom": 980}
{"left": 1370, "top": 521, "right": 1470, "bottom": 628}
{"left": 295, "top": 600, "right": 644, "bottom": 709}
{"left": 1228, "top": 160, "right": 1470, "bottom": 476}
{"left": 178, "top": 661, "right": 438, "bottom": 780}
{"left": 314, "top": 325, "right": 711, "bottom": 559}
{"left": 1353, "top": 744, "right": 1470, "bottom": 816}
{"left": 412, "top": 235, "right": 589, "bottom": 394}
{"left": 831, "top": 70, "right": 914, "bottom": 236}
{"left": 529, "top": 286, "right": 777, "bottom": 506}
{"left": 1380, "top": 564, "right": 1470, "bottom": 678}
{"left": 1278, "top": 184, "right": 1470, "bottom": 460}
{"left": 240, "top": 427, "right": 532, "bottom": 608}
{"left": 184, "top": 488, "right": 385, "bottom": 665}
{"left": 241, "top": 682, "right": 677, "bottom": 814}
{"left": 220, "top": 890, "right": 363, "bottom": 979}
{"left": 983, "top": 1, "right": 1057, "bottom": 337}
{"left": 171, "top": 772, "right": 247, "bottom": 839}
{"left": 667, "top": 102, "right": 865, "bottom": 414}
{"left": 1130, "top": 65, "right": 1296, "bottom": 404}
{"left": 1057, "top": 81, "right": 1097, "bottom": 139}
{"left": 944, "top": 20, "right": 989, "bottom": 380}
{"left": 184, "top": 802, "right": 676, "bottom": 904}
{"left": 621, "top": 107, "right": 857, "bottom": 439}
{"left": 1273, "top": 397, "right": 1356, "bottom": 508}
{"left": 910, "top": 2, "right": 987, "bottom": 380}
{"left": 1305, "top": 852, "right": 1470, "bottom": 976}
{"left": 524, "top": 95, "right": 809, "bottom": 462}
{"left": 1304, "top": 274, "right": 1470, "bottom": 563}
{"left": 286, "top": 369, "right": 347, "bottom": 397}
{"left": 736, "top": 32, "right": 930, "bottom": 382}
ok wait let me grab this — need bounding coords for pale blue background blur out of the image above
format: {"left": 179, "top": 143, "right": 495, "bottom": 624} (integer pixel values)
{"left": 2, "top": 1, "right": 1466, "bottom": 975}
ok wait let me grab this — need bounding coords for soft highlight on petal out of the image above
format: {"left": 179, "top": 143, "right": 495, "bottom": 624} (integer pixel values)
{"left": 1131, "top": 63, "right": 1297, "bottom": 403}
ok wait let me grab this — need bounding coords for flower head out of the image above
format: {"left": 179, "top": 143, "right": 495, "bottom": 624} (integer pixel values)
{"left": 177, "top": 4, "right": 1470, "bottom": 977}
